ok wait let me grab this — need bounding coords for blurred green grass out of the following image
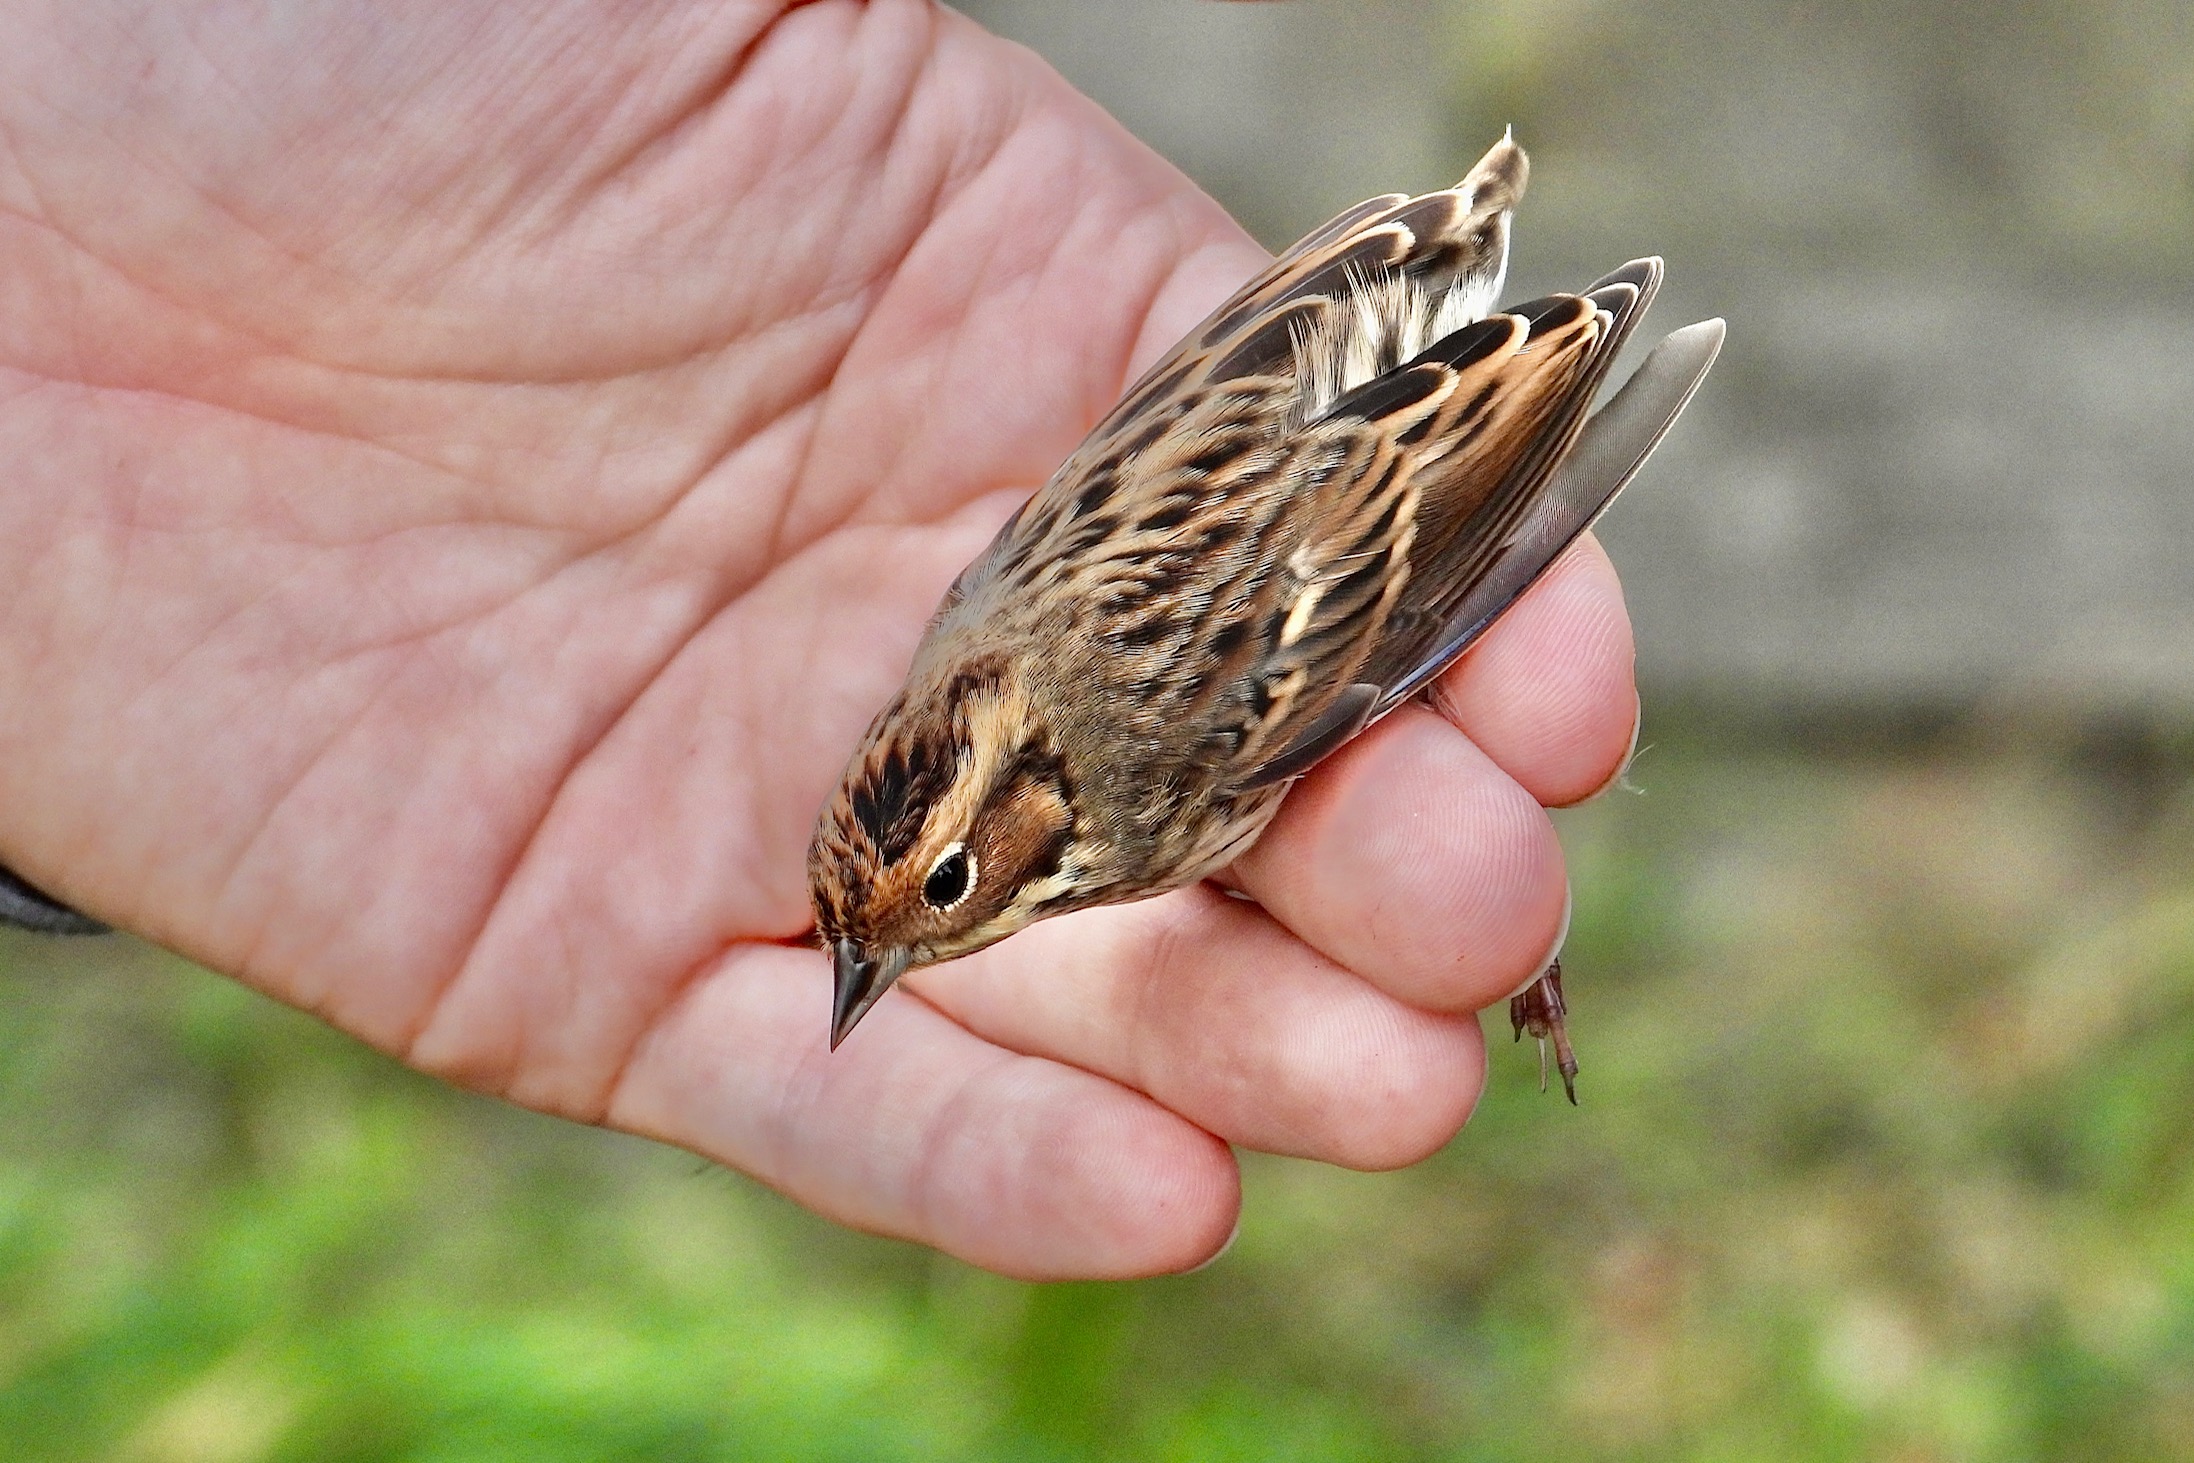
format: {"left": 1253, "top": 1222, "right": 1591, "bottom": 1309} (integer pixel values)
{"left": 5, "top": 721, "right": 2193, "bottom": 1462}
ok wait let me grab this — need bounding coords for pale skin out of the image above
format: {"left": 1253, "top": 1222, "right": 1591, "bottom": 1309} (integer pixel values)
{"left": 0, "top": 0, "right": 1639, "bottom": 1278}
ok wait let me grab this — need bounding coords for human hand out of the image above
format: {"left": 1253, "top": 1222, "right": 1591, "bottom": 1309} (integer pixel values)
{"left": 0, "top": 0, "right": 1637, "bottom": 1278}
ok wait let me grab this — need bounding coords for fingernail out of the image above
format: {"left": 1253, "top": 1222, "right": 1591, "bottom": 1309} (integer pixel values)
{"left": 1183, "top": 1213, "right": 1243, "bottom": 1274}
{"left": 1504, "top": 877, "right": 1572, "bottom": 1001}
{"left": 1579, "top": 694, "right": 1644, "bottom": 804}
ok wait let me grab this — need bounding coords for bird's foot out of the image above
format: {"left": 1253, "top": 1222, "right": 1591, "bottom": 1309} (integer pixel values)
{"left": 1509, "top": 960, "right": 1577, "bottom": 1104}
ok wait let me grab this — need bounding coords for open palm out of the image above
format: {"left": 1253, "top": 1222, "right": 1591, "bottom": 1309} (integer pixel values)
{"left": 0, "top": 0, "right": 1639, "bottom": 1277}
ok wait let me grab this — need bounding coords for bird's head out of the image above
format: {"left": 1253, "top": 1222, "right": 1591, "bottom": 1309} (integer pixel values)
{"left": 808, "top": 661, "right": 1083, "bottom": 1047}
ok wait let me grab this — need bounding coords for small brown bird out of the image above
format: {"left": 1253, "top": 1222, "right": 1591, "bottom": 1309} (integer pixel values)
{"left": 808, "top": 133, "right": 1722, "bottom": 1098}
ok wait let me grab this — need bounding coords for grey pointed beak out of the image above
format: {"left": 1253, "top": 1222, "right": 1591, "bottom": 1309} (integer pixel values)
{"left": 831, "top": 938, "right": 913, "bottom": 1050}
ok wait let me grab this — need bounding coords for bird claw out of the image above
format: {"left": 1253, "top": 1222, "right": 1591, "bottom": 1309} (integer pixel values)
{"left": 1508, "top": 960, "right": 1578, "bottom": 1104}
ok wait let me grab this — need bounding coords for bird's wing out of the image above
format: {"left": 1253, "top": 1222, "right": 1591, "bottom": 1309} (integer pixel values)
{"left": 1234, "top": 269, "right": 1723, "bottom": 789}
{"left": 944, "top": 136, "right": 1527, "bottom": 615}
{"left": 1371, "top": 312, "right": 1726, "bottom": 710}
{"left": 1354, "top": 257, "right": 1663, "bottom": 705}
{"left": 930, "top": 132, "right": 1719, "bottom": 799}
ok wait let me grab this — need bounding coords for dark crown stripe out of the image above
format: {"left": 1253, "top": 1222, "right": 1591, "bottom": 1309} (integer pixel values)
{"left": 853, "top": 732, "right": 959, "bottom": 866}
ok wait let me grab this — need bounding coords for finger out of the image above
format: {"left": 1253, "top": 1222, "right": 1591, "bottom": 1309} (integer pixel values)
{"left": 1227, "top": 704, "right": 1570, "bottom": 1015}
{"left": 605, "top": 942, "right": 1240, "bottom": 1281}
{"left": 1433, "top": 533, "right": 1639, "bottom": 808}
{"left": 905, "top": 884, "right": 1485, "bottom": 1170}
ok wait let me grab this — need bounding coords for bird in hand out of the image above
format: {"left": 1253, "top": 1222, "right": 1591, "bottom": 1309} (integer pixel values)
{"left": 808, "top": 132, "right": 1723, "bottom": 1099}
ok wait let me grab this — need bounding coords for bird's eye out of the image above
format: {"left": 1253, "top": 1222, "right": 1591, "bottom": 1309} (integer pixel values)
{"left": 922, "top": 843, "right": 975, "bottom": 911}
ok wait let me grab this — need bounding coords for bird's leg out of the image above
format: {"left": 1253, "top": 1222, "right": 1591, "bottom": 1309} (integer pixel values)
{"left": 1508, "top": 960, "right": 1578, "bottom": 1104}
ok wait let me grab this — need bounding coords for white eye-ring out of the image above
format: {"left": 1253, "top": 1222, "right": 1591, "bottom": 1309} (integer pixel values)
{"left": 922, "top": 842, "right": 977, "bottom": 912}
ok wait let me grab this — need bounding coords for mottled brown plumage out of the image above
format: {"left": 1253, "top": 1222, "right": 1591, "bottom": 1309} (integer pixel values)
{"left": 809, "top": 134, "right": 1724, "bottom": 1085}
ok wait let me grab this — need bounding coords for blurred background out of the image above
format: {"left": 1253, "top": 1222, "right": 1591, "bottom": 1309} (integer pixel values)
{"left": 6, "top": 1, "right": 2193, "bottom": 1458}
